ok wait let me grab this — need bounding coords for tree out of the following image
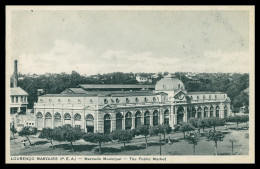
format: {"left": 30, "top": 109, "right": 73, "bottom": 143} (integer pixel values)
{"left": 188, "top": 118, "right": 201, "bottom": 133}
{"left": 205, "top": 129, "right": 225, "bottom": 155}
{"left": 111, "top": 130, "right": 133, "bottom": 147}
{"left": 136, "top": 125, "right": 150, "bottom": 147}
{"left": 157, "top": 124, "right": 172, "bottom": 144}
{"left": 83, "top": 132, "right": 112, "bottom": 154}
{"left": 207, "top": 117, "right": 226, "bottom": 131}
{"left": 62, "top": 125, "right": 84, "bottom": 152}
{"left": 18, "top": 126, "right": 37, "bottom": 145}
{"left": 179, "top": 122, "right": 195, "bottom": 139}
{"left": 38, "top": 128, "right": 54, "bottom": 148}
{"left": 10, "top": 124, "right": 17, "bottom": 143}
{"left": 225, "top": 115, "right": 248, "bottom": 130}
{"left": 186, "top": 132, "right": 200, "bottom": 155}
{"left": 199, "top": 119, "right": 209, "bottom": 132}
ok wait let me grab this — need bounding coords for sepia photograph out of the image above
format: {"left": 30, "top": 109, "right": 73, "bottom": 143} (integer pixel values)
{"left": 5, "top": 6, "right": 255, "bottom": 163}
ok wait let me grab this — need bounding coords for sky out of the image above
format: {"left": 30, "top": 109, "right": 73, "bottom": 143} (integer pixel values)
{"left": 9, "top": 9, "right": 250, "bottom": 75}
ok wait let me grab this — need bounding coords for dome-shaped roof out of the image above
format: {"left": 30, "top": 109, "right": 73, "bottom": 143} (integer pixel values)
{"left": 155, "top": 74, "right": 185, "bottom": 91}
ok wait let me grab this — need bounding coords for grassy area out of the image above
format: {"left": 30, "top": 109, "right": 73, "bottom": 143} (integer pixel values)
{"left": 10, "top": 123, "right": 249, "bottom": 156}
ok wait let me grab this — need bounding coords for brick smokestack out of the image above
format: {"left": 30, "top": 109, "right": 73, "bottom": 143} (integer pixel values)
{"left": 13, "top": 60, "right": 18, "bottom": 88}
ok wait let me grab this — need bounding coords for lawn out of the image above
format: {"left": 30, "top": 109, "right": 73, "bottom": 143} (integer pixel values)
{"left": 9, "top": 123, "right": 249, "bottom": 156}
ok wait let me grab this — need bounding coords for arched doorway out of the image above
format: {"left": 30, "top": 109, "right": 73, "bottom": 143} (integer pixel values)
{"left": 224, "top": 105, "right": 228, "bottom": 118}
{"left": 216, "top": 106, "right": 220, "bottom": 117}
{"left": 104, "top": 114, "right": 111, "bottom": 134}
{"left": 192, "top": 107, "right": 196, "bottom": 118}
{"left": 74, "top": 113, "right": 81, "bottom": 128}
{"left": 135, "top": 111, "right": 142, "bottom": 128}
{"left": 153, "top": 110, "right": 159, "bottom": 126}
{"left": 125, "top": 112, "right": 132, "bottom": 130}
{"left": 177, "top": 107, "right": 184, "bottom": 124}
{"left": 86, "top": 114, "right": 94, "bottom": 133}
{"left": 64, "top": 113, "right": 72, "bottom": 126}
{"left": 36, "top": 112, "right": 43, "bottom": 130}
{"left": 204, "top": 107, "right": 208, "bottom": 118}
{"left": 116, "top": 112, "right": 123, "bottom": 130}
{"left": 144, "top": 110, "right": 150, "bottom": 126}
{"left": 54, "top": 112, "right": 61, "bottom": 127}
{"left": 164, "top": 109, "right": 169, "bottom": 125}
{"left": 197, "top": 107, "right": 202, "bottom": 119}
{"left": 210, "top": 106, "right": 214, "bottom": 117}
{"left": 45, "top": 112, "right": 52, "bottom": 128}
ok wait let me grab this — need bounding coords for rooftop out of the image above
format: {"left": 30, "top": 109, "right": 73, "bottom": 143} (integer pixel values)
{"left": 187, "top": 91, "right": 225, "bottom": 95}
{"left": 78, "top": 84, "right": 155, "bottom": 89}
{"left": 40, "top": 90, "right": 158, "bottom": 97}
{"left": 10, "top": 87, "right": 28, "bottom": 96}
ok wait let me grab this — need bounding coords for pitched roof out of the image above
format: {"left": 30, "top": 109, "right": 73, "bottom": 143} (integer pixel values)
{"left": 78, "top": 84, "right": 155, "bottom": 89}
{"left": 187, "top": 91, "right": 225, "bottom": 95}
{"left": 64, "top": 88, "right": 87, "bottom": 94}
{"left": 10, "top": 87, "right": 28, "bottom": 96}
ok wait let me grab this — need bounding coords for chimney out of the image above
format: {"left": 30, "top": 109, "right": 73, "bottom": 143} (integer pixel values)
{"left": 13, "top": 60, "right": 18, "bottom": 88}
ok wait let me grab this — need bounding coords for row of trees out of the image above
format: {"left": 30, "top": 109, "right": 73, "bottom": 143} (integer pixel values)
{"left": 13, "top": 71, "right": 249, "bottom": 110}
{"left": 15, "top": 116, "right": 248, "bottom": 155}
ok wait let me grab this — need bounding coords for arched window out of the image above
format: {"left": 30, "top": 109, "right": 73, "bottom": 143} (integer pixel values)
{"left": 45, "top": 112, "right": 52, "bottom": 118}
{"left": 224, "top": 105, "right": 228, "bottom": 118}
{"left": 49, "top": 99, "right": 52, "bottom": 103}
{"left": 192, "top": 107, "right": 196, "bottom": 118}
{"left": 210, "top": 106, "right": 214, "bottom": 117}
{"left": 54, "top": 112, "right": 61, "bottom": 119}
{"left": 90, "top": 99, "right": 93, "bottom": 104}
{"left": 68, "top": 99, "right": 71, "bottom": 104}
{"left": 204, "top": 107, "right": 208, "bottom": 118}
{"left": 190, "top": 96, "right": 193, "bottom": 100}
{"left": 125, "top": 112, "right": 132, "bottom": 130}
{"left": 64, "top": 113, "right": 71, "bottom": 119}
{"left": 126, "top": 98, "right": 130, "bottom": 103}
{"left": 197, "top": 107, "right": 202, "bottom": 119}
{"left": 216, "top": 106, "right": 220, "bottom": 117}
{"left": 203, "top": 95, "right": 206, "bottom": 99}
{"left": 104, "top": 114, "right": 111, "bottom": 134}
{"left": 54, "top": 112, "right": 61, "bottom": 127}
{"left": 39, "top": 99, "right": 43, "bottom": 103}
{"left": 209, "top": 95, "right": 211, "bottom": 100}
{"left": 36, "top": 112, "right": 43, "bottom": 118}
{"left": 74, "top": 113, "right": 81, "bottom": 120}
{"left": 135, "top": 111, "right": 142, "bottom": 128}
{"left": 153, "top": 110, "right": 159, "bottom": 126}
{"left": 86, "top": 114, "right": 94, "bottom": 133}
{"left": 144, "top": 110, "right": 150, "bottom": 125}
{"left": 197, "top": 96, "right": 200, "bottom": 100}
{"left": 178, "top": 84, "right": 181, "bottom": 89}
{"left": 164, "top": 109, "right": 169, "bottom": 125}
{"left": 78, "top": 99, "right": 81, "bottom": 104}
{"left": 116, "top": 113, "right": 123, "bottom": 130}
{"left": 104, "top": 99, "right": 108, "bottom": 104}
{"left": 215, "top": 95, "right": 217, "bottom": 100}
{"left": 111, "top": 99, "right": 114, "bottom": 104}
{"left": 58, "top": 99, "right": 61, "bottom": 104}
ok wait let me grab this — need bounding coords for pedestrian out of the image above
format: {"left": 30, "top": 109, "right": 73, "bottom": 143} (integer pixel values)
{"left": 21, "top": 140, "right": 26, "bottom": 148}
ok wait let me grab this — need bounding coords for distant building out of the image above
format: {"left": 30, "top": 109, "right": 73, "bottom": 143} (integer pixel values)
{"left": 136, "top": 74, "right": 152, "bottom": 83}
{"left": 34, "top": 74, "right": 231, "bottom": 133}
{"left": 10, "top": 60, "right": 30, "bottom": 130}
{"left": 10, "top": 60, "right": 28, "bottom": 114}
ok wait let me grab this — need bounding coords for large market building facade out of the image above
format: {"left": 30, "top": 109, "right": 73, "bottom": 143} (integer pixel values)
{"left": 34, "top": 74, "right": 231, "bottom": 134}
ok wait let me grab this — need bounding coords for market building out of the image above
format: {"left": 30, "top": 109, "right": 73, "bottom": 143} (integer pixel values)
{"left": 34, "top": 74, "right": 231, "bottom": 133}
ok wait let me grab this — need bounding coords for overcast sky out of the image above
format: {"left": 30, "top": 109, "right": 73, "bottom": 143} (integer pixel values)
{"left": 10, "top": 9, "right": 250, "bottom": 75}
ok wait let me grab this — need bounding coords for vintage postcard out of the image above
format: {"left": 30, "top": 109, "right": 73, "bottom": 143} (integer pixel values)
{"left": 5, "top": 5, "right": 255, "bottom": 164}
